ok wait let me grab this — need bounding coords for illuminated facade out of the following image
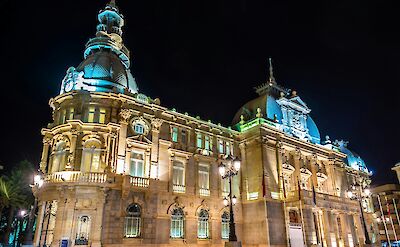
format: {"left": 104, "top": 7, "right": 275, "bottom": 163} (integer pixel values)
{"left": 33, "top": 2, "right": 375, "bottom": 247}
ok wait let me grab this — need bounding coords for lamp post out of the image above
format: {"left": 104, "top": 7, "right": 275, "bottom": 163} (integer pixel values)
{"left": 347, "top": 177, "right": 371, "bottom": 245}
{"left": 23, "top": 172, "right": 44, "bottom": 247}
{"left": 218, "top": 156, "right": 241, "bottom": 247}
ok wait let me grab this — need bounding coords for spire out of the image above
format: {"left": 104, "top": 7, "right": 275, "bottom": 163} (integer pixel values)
{"left": 268, "top": 57, "right": 276, "bottom": 84}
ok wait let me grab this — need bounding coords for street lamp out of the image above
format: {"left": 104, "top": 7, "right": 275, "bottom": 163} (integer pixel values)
{"left": 347, "top": 177, "right": 371, "bottom": 245}
{"left": 218, "top": 155, "right": 241, "bottom": 246}
{"left": 24, "top": 172, "right": 44, "bottom": 246}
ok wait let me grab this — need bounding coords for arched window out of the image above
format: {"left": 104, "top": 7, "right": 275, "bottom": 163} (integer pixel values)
{"left": 170, "top": 208, "right": 184, "bottom": 239}
{"left": 75, "top": 215, "right": 90, "bottom": 245}
{"left": 51, "top": 141, "right": 68, "bottom": 173}
{"left": 81, "top": 140, "right": 101, "bottom": 173}
{"left": 197, "top": 209, "right": 209, "bottom": 239}
{"left": 221, "top": 211, "right": 230, "bottom": 239}
{"left": 125, "top": 204, "right": 141, "bottom": 238}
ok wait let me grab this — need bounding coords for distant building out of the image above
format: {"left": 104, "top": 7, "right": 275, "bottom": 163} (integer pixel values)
{"left": 33, "top": 1, "right": 374, "bottom": 247}
{"left": 370, "top": 164, "right": 400, "bottom": 246}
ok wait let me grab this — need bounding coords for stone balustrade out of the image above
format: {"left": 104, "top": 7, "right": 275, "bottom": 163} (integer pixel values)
{"left": 45, "top": 171, "right": 107, "bottom": 183}
{"left": 199, "top": 188, "right": 210, "bottom": 197}
{"left": 129, "top": 176, "right": 149, "bottom": 188}
{"left": 173, "top": 184, "right": 186, "bottom": 193}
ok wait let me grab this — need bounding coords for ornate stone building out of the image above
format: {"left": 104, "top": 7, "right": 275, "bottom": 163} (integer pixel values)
{"left": 33, "top": 2, "right": 374, "bottom": 247}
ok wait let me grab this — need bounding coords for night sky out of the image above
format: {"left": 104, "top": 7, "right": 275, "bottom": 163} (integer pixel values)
{"left": 0, "top": 0, "right": 398, "bottom": 185}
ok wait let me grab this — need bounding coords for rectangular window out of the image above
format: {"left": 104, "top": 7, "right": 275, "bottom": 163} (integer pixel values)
{"left": 198, "top": 163, "right": 209, "bottom": 190}
{"left": 60, "top": 109, "right": 66, "bottom": 124}
{"left": 67, "top": 107, "right": 74, "bottom": 120}
{"left": 204, "top": 136, "right": 210, "bottom": 150}
{"left": 125, "top": 216, "right": 140, "bottom": 238}
{"left": 226, "top": 142, "right": 231, "bottom": 155}
{"left": 222, "top": 177, "right": 229, "bottom": 197}
{"left": 181, "top": 130, "right": 187, "bottom": 145}
{"left": 172, "top": 127, "right": 178, "bottom": 142}
{"left": 99, "top": 108, "right": 106, "bottom": 124}
{"left": 130, "top": 152, "right": 144, "bottom": 177}
{"left": 81, "top": 147, "right": 101, "bottom": 172}
{"left": 173, "top": 161, "right": 185, "bottom": 186}
{"left": 218, "top": 140, "right": 224, "bottom": 154}
{"left": 197, "top": 133, "right": 202, "bottom": 149}
{"left": 87, "top": 107, "right": 96, "bottom": 123}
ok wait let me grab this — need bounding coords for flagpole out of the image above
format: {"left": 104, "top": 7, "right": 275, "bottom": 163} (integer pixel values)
{"left": 386, "top": 196, "right": 398, "bottom": 242}
{"left": 393, "top": 198, "right": 400, "bottom": 229}
{"left": 298, "top": 178, "right": 306, "bottom": 247}
{"left": 378, "top": 194, "right": 391, "bottom": 246}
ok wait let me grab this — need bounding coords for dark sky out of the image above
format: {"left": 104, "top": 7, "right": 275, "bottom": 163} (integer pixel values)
{"left": 0, "top": 0, "right": 398, "bottom": 185}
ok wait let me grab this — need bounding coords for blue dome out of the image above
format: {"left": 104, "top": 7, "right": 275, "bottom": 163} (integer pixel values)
{"left": 337, "top": 143, "right": 369, "bottom": 172}
{"left": 306, "top": 116, "right": 320, "bottom": 144}
{"left": 266, "top": 96, "right": 283, "bottom": 123}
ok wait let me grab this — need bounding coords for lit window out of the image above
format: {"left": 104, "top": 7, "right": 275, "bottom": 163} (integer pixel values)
{"left": 219, "top": 140, "right": 224, "bottom": 154}
{"left": 125, "top": 204, "right": 141, "bottom": 238}
{"left": 51, "top": 142, "right": 67, "bottom": 173}
{"left": 60, "top": 109, "right": 67, "bottom": 124}
{"left": 198, "top": 163, "right": 209, "bottom": 191}
{"left": 81, "top": 141, "right": 101, "bottom": 173}
{"left": 197, "top": 209, "right": 209, "bottom": 239}
{"left": 172, "top": 127, "right": 178, "bottom": 142}
{"left": 226, "top": 142, "right": 231, "bottom": 155}
{"left": 130, "top": 152, "right": 144, "bottom": 177}
{"left": 171, "top": 208, "right": 184, "bottom": 238}
{"left": 87, "top": 107, "right": 96, "bottom": 123}
{"left": 222, "top": 177, "right": 229, "bottom": 197}
{"left": 197, "top": 133, "right": 202, "bottom": 148}
{"left": 173, "top": 161, "right": 185, "bottom": 186}
{"left": 134, "top": 124, "right": 145, "bottom": 134}
{"left": 221, "top": 212, "right": 230, "bottom": 239}
{"left": 99, "top": 108, "right": 106, "bottom": 124}
{"left": 75, "top": 216, "right": 90, "bottom": 245}
{"left": 205, "top": 136, "right": 210, "bottom": 150}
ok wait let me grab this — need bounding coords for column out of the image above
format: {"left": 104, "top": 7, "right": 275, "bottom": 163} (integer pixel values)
{"left": 33, "top": 201, "right": 46, "bottom": 247}
{"left": 150, "top": 118, "right": 163, "bottom": 179}
{"left": 40, "top": 136, "right": 52, "bottom": 173}
{"left": 116, "top": 108, "right": 133, "bottom": 174}
{"left": 66, "top": 129, "right": 78, "bottom": 170}
{"left": 276, "top": 141, "right": 285, "bottom": 200}
{"left": 322, "top": 209, "right": 332, "bottom": 247}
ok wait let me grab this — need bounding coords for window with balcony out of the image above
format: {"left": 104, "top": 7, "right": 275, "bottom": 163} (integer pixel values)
{"left": 75, "top": 215, "right": 90, "bottom": 245}
{"left": 221, "top": 211, "right": 230, "bottom": 239}
{"left": 173, "top": 161, "right": 185, "bottom": 193}
{"left": 130, "top": 152, "right": 144, "bottom": 177}
{"left": 199, "top": 163, "right": 210, "bottom": 196}
{"left": 125, "top": 204, "right": 141, "bottom": 238}
{"left": 51, "top": 142, "right": 68, "bottom": 173}
{"left": 81, "top": 141, "right": 101, "bottom": 173}
{"left": 172, "top": 127, "right": 178, "bottom": 142}
{"left": 170, "top": 208, "right": 184, "bottom": 238}
{"left": 197, "top": 209, "right": 209, "bottom": 239}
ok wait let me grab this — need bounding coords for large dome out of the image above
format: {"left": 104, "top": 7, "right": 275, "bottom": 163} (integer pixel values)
{"left": 233, "top": 92, "right": 321, "bottom": 144}
{"left": 336, "top": 141, "right": 369, "bottom": 173}
{"left": 76, "top": 50, "right": 138, "bottom": 93}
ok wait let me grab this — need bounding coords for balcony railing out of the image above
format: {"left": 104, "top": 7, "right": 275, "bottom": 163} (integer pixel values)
{"left": 199, "top": 188, "right": 210, "bottom": 197}
{"left": 129, "top": 176, "right": 149, "bottom": 188}
{"left": 46, "top": 171, "right": 107, "bottom": 183}
{"left": 173, "top": 184, "right": 186, "bottom": 193}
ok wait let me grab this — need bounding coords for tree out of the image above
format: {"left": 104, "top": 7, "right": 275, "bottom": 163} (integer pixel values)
{"left": 0, "top": 160, "right": 35, "bottom": 246}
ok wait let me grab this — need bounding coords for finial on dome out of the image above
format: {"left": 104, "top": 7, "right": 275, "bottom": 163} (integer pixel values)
{"left": 108, "top": 0, "right": 117, "bottom": 8}
{"left": 268, "top": 57, "right": 276, "bottom": 84}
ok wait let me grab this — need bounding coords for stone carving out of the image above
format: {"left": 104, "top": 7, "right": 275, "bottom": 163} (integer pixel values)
{"left": 119, "top": 108, "right": 134, "bottom": 124}
{"left": 151, "top": 118, "right": 163, "bottom": 131}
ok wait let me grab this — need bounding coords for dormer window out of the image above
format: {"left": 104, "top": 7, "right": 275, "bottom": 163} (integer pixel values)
{"left": 134, "top": 123, "right": 145, "bottom": 134}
